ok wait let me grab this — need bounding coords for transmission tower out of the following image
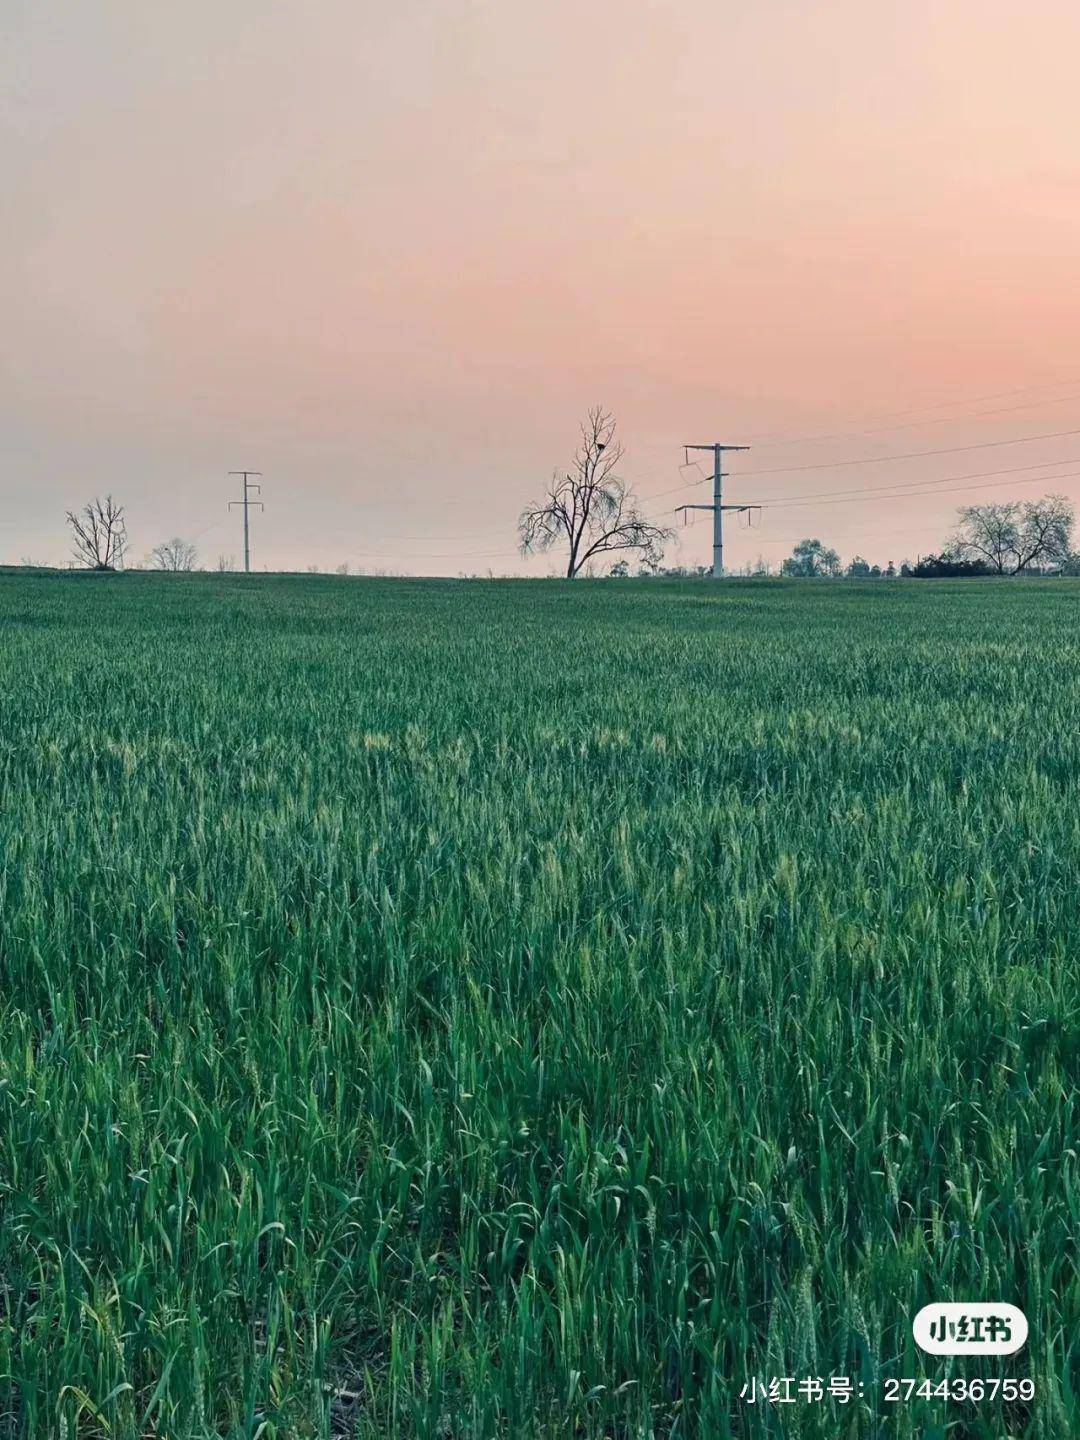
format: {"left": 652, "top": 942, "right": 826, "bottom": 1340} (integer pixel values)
{"left": 676, "top": 444, "right": 756, "bottom": 578}
{"left": 228, "top": 471, "right": 263, "bottom": 573}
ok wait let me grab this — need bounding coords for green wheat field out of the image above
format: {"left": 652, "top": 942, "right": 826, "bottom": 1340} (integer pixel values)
{"left": 2, "top": 571, "right": 1078, "bottom": 1439}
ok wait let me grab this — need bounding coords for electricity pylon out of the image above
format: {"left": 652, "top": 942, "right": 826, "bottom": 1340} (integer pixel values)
{"left": 228, "top": 472, "right": 263, "bottom": 573}
{"left": 676, "top": 444, "right": 754, "bottom": 578}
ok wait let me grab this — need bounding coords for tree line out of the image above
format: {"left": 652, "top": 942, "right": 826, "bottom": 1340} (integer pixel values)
{"left": 741, "top": 496, "right": 1075, "bottom": 579}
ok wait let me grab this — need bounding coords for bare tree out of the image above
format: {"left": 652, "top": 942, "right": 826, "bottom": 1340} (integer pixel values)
{"left": 151, "top": 536, "right": 198, "bottom": 572}
{"left": 519, "top": 408, "right": 671, "bottom": 578}
{"left": 951, "top": 494, "right": 1074, "bottom": 574}
{"left": 216, "top": 554, "right": 236, "bottom": 573}
{"left": 66, "top": 495, "right": 127, "bottom": 570}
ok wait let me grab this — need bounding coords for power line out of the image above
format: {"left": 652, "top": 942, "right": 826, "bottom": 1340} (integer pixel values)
{"left": 188, "top": 517, "right": 228, "bottom": 547}
{"left": 761, "top": 466, "right": 1080, "bottom": 510}
{"left": 756, "top": 522, "right": 946, "bottom": 544}
{"left": 740, "top": 425, "right": 1080, "bottom": 477}
{"left": 839, "top": 389, "right": 1080, "bottom": 438}
{"left": 754, "top": 455, "right": 1080, "bottom": 508}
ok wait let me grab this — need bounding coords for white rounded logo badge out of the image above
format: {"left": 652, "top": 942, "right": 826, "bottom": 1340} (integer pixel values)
{"left": 913, "top": 1303, "right": 1027, "bottom": 1355}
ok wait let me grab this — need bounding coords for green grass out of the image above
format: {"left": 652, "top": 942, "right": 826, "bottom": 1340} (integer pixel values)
{"left": 1, "top": 572, "right": 1078, "bottom": 1438}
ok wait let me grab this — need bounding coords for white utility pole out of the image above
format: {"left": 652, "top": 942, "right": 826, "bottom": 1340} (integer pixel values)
{"left": 228, "top": 472, "right": 263, "bottom": 573}
{"left": 677, "top": 444, "right": 754, "bottom": 578}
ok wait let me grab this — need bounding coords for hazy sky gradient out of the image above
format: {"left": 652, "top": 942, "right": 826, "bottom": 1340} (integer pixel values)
{"left": 5, "top": 1, "right": 1080, "bottom": 573}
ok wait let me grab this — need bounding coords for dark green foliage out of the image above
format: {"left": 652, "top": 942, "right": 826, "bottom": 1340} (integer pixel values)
{"left": 904, "top": 554, "right": 995, "bottom": 579}
{"left": 1, "top": 573, "right": 1076, "bottom": 1438}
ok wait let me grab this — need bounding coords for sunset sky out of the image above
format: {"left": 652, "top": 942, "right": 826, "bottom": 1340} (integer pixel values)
{"left": 5, "top": 1, "right": 1080, "bottom": 574}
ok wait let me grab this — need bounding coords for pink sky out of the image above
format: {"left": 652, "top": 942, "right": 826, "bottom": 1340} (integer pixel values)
{"left": 5, "top": 1, "right": 1080, "bottom": 574}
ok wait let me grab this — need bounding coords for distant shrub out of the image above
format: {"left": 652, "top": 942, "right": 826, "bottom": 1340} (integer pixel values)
{"left": 903, "top": 553, "right": 995, "bottom": 578}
